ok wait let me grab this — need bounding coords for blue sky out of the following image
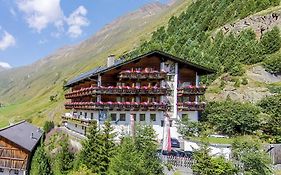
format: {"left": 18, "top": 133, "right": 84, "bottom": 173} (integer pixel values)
{"left": 0, "top": 0, "right": 169, "bottom": 68}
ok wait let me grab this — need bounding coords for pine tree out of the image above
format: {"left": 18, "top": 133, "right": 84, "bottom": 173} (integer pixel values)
{"left": 30, "top": 143, "right": 53, "bottom": 175}
{"left": 134, "top": 125, "right": 163, "bottom": 175}
{"left": 99, "top": 120, "right": 116, "bottom": 174}
{"left": 260, "top": 27, "right": 281, "bottom": 55}
{"left": 56, "top": 135, "right": 74, "bottom": 174}
{"left": 79, "top": 121, "right": 102, "bottom": 173}
{"left": 108, "top": 137, "right": 145, "bottom": 175}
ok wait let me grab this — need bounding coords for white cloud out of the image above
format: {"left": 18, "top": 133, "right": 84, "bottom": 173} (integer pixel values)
{"left": 16, "top": 0, "right": 64, "bottom": 32}
{"left": 66, "top": 6, "right": 89, "bottom": 38}
{"left": 0, "top": 31, "right": 16, "bottom": 50}
{"left": 16, "top": 0, "right": 89, "bottom": 38}
{"left": 0, "top": 62, "right": 12, "bottom": 69}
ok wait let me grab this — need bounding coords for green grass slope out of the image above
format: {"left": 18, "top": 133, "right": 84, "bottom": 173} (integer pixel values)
{"left": 0, "top": 0, "right": 190, "bottom": 127}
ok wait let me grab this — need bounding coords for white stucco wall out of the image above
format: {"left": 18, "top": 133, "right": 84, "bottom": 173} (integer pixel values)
{"left": 65, "top": 122, "right": 86, "bottom": 135}
{"left": 66, "top": 110, "right": 199, "bottom": 141}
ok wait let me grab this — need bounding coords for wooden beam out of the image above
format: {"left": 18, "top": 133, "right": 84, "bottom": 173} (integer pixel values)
{"left": 0, "top": 147, "right": 18, "bottom": 150}
{"left": 0, "top": 157, "right": 25, "bottom": 161}
{"left": 21, "top": 155, "right": 28, "bottom": 170}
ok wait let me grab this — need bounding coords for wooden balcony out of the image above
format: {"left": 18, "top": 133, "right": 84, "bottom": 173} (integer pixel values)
{"left": 177, "top": 102, "right": 206, "bottom": 111}
{"left": 62, "top": 114, "right": 94, "bottom": 126}
{"left": 65, "top": 86, "right": 170, "bottom": 99}
{"left": 65, "top": 102, "right": 170, "bottom": 111}
{"left": 119, "top": 69, "right": 167, "bottom": 80}
{"left": 177, "top": 86, "right": 207, "bottom": 95}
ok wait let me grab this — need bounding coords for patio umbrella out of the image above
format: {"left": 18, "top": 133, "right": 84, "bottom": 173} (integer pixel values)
{"left": 162, "top": 115, "right": 171, "bottom": 152}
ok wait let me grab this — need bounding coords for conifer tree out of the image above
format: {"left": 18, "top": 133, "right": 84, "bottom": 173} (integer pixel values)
{"left": 98, "top": 120, "right": 116, "bottom": 174}
{"left": 260, "top": 27, "right": 281, "bottom": 54}
{"left": 108, "top": 137, "right": 145, "bottom": 175}
{"left": 56, "top": 135, "right": 74, "bottom": 174}
{"left": 134, "top": 125, "right": 163, "bottom": 175}
{"left": 79, "top": 121, "right": 102, "bottom": 173}
{"left": 30, "top": 143, "right": 53, "bottom": 175}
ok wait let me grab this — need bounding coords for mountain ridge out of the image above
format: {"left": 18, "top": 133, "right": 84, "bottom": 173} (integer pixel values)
{"left": 0, "top": 0, "right": 190, "bottom": 127}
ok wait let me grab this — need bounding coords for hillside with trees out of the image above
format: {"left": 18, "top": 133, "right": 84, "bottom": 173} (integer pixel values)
{"left": 26, "top": 0, "right": 281, "bottom": 174}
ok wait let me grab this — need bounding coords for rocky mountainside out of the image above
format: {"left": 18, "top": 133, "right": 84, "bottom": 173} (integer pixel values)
{"left": 206, "top": 65, "right": 281, "bottom": 103}
{"left": 217, "top": 7, "right": 281, "bottom": 38}
{"left": 0, "top": 0, "right": 189, "bottom": 127}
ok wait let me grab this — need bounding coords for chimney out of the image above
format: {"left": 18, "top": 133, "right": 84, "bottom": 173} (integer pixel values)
{"left": 107, "top": 54, "right": 115, "bottom": 67}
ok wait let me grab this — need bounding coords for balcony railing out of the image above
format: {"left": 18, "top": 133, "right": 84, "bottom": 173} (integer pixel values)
{"left": 65, "top": 86, "right": 170, "bottom": 99}
{"left": 62, "top": 114, "right": 94, "bottom": 126}
{"left": 177, "top": 86, "right": 207, "bottom": 95}
{"left": 177, "top": 102, "right": 206, "bottom": 111}
{"left": 65, "top": 101, "right": 169, "bottom": 111}
{"left": 119, "top": 69, "right": 167, "bottom": 80}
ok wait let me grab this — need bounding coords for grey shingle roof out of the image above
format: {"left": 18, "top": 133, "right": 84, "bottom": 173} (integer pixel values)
{"left": 65, "top": 50, "right": 215, "bottom": 87}
{"left": 0, "top": 121, "right": 43, "bottom": 152}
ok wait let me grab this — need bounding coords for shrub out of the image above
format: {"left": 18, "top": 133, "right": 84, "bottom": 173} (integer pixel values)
{"left": 258, "top": 94, "right": 281, "bottom": 143}
{"left": 202, "top": 100, "right": 261, "bottom": 136}
{"left": 192, "top": 142, "right": 236, "bottom": 175}
{"left": 260, "top": 27, "right": 281, "bottom": 55}
{"left": 234, "top": 79, "right": 241, "bottom": 88}
{"left": 232, "top": 136, "right": 273, "bottom": 175}
{"left": 263, "top": 53, "right": 281, "bottom": 74}
{"left": 229, "top": 63, "right": 245, "bottom": 76}
{"left": 43, "top": 121, "right": 55, "bottom": 133}
{"left": 241, "top": 77, "right": 248, "bottom": 85}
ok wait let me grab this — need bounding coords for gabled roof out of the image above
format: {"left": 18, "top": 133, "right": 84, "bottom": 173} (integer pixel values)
{"left": 0, "top": 121, "right": 43, "bottom": 152}
{"left": 65, "top": 50, "right": 215, "bottom": 87}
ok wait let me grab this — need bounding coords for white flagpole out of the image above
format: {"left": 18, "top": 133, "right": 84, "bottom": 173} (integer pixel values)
{"left": 130, "top": 114, "right": 135, "bottom": 137}
{"left": 162, "top": 114, "right": 171, "bottom": 152}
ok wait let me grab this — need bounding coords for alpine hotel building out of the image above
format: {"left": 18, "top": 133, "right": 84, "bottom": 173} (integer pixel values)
{"left": 62, "top": 50, "right": 213, "bottom": 139}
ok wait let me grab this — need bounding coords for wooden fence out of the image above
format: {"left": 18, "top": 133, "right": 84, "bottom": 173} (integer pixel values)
{"left": 158, "top": 155, "right": 194, "bottom": 168}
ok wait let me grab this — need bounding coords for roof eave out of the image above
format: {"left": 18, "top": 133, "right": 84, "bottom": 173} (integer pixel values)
{"left": 65, "top": 50, "right": 215, "bottom": 87}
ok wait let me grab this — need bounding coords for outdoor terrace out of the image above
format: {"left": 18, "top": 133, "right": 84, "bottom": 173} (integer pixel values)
{"left": 177, "top": 85, "right": 207, "bottom": 95}
{"left": 119, "top": 68, "right": 167, "bottom": 80}
{"left": 177, "top": 102, "right": 206, "bottom": 111}
{"left": 64, "top": 101, "right": 170, "bottom": 111}
{"left": 65, "top": 86, "right": 170, "bottom": 99}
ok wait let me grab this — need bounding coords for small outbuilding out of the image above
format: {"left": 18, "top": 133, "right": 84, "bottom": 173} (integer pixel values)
{"left": 0, "top": 121, "right": 43, "bottom": 175}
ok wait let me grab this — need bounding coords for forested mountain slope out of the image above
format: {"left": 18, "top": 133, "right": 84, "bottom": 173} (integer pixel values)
{"left": 126, "top": 0, "right": 281, "bottom": 102}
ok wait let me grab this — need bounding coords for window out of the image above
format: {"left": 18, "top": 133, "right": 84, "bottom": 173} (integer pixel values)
{"left": 14, "top": 170, "right": 19, "bottom": 175}
{"left": 140, "top": 114, "right": 146, "bottom": 122}
{"left": 84, "top": 112, "right": 87, "bottom": 117}
{"left": 0, "top": 168, "right": 3, "bottom": 172}
{"left": 82, "top": 126, "right": 84, "bottom": 130}
{"left": 111, "top": 113, "right": 117, "bottom": 121}
{"left": 161, "top": 120, "right": 164, "bottom": 127}
{"left": 120, "top": 114, "right": 126, "bottom": 121}
{"left": 150, "top": 114, "right": 156, "bottom": 122}
{"left": 75, "top": 124, "right": 77, "bottom": 128}
{"left": 80, "top": 112, "right": 82, "bottom": 115}
{"left": 91, "top": 113, "right": 94, "bottom": 120}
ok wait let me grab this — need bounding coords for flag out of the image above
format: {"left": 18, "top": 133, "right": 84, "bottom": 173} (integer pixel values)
{"left": 162, "top": 115, "right": 171, "bottom": 152}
